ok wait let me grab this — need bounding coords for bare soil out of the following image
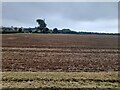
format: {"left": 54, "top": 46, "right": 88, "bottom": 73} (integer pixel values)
{"left": 2, "top": 34, "right": 119, "bottom": 72}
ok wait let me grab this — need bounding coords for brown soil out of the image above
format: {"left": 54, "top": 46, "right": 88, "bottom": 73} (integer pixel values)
{"left": 2, "top": 34, "right": 119, "bottom": 72}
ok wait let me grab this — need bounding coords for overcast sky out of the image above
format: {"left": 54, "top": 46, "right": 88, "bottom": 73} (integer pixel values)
{"left": 2, "top": 2, "right": 118, "bottom": 33}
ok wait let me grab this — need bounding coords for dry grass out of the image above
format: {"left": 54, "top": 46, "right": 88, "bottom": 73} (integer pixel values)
{"left": 2, "top": 72, "right": 119, "bottom": 88}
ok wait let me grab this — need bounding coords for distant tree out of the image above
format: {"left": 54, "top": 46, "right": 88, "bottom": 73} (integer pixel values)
{"left": 14, "top": 27, "right": 18, "bottom": 31}
{"left": 11, "top": 26, "right": 14, "bottom": 31}
{"left": 18, "top": 28, "right": 22, "bottom": 33}
{"left": 61, "top": 29, "right": 71, "bottom": 33}
{"left": 42, "top": 28, "right": 49, "bottom": 34}
{"left": 28, "top": 28, "right": 32, "bottom": 33}
{"left": 53, "top": 28, "right": 59, "bottom": 34}
{"left": 36, "top": 19, "right": 47, "bottom": 30}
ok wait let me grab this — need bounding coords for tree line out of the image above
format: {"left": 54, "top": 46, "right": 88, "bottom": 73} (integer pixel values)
{"left": 1, "top": 19, "right": 120, "bottom": 35}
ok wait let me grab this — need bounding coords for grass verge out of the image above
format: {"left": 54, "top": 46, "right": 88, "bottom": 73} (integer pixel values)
{"left": 2, "top": 72, "right": 119, "bottom": 89}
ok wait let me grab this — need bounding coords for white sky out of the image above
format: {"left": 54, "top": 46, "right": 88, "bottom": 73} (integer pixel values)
{"left": 2, "top": 2, "right": 118, "bottom": 33}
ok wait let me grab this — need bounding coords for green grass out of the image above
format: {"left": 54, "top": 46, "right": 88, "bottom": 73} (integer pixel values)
{"left": 2, "top": 72, "right": 119, "bottom": 88}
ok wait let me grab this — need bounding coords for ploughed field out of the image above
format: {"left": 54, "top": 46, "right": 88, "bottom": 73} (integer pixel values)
{"left": 2, "top": 34, "right": 119, "bottom": 72}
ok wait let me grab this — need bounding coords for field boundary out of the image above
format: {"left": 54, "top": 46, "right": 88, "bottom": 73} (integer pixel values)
{"left": 2, "top": 72, "right": 119, "bottom": 88}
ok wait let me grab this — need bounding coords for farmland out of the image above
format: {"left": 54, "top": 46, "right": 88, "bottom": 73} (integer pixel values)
{"left": 2, "top": 72, "right": 119, "bottom": 89}
{"left": 2, "top": 34, "right": 119, "bottom": 72}
{"left": 1, "top": 34, "right": 120, "bottom": 89}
